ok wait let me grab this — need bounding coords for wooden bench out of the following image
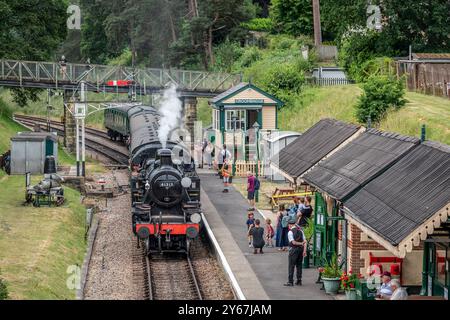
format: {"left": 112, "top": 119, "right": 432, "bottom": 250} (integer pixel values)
{"left": 369, "top": 252, "right": 404, "bottom": 284}
{"left": 269, "top": 185, "right": 314, "bottom": 211}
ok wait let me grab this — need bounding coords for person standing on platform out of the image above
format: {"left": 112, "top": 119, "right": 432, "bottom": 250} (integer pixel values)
{"left": 246, "top": 211, "right": 255, "bottom": 247}
{"left": 247, "top": 171, "right": 256, "bottom": 210}
{"left": 298, "top": 196, "right": 313, "bottom": 227}
{"left": 204, "top": 139, "right": 213, "bottom": 169}
{"left": 284, "top": 218, "right": 307, "bottom": 286}
{"left": 218, "top": 144, "right": 231, "bottom": 178}
{"left": 221, "top": 161, "right": 231, "bottom": 193}
{"left": 275, "top": 205, "right": 289, "bottom": 251}
{"left": 248, "top": 219, "right": 265, "bottom": 254}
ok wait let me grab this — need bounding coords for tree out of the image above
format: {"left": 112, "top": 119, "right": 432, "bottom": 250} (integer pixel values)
{"left": 0, "top": 0, "right": 67, "bottom": 106}
{"left": 271, "top": 0, "right": 313, "bottom": 37}
{"left": 80, "top": 0, "right": 115, "bottom": 64}
{"left": 252, "top": 0, "right": 271, "bottom": 17}
{"left": 170, "top": 0, "right": 257, "bottom": 69}
{"left": 379, "top": 0, "right": 450, "bottom": 55}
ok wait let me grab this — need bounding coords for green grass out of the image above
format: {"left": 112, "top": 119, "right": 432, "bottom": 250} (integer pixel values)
{"left": 0, "top": 175, "right": 86, "bottom": 299}
{"left": 380, "top": 92, "right": 450, "bottom": 145}
{"left": 278, "top": 85, "right": 362, "bottom": 132}
{"left": 277, "top": 85, "right": 450, "bottom": 145}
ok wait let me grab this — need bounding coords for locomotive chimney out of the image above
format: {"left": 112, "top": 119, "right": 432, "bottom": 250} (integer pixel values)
{"left": 158, "top": 149, "right": 173, "bottom": 166}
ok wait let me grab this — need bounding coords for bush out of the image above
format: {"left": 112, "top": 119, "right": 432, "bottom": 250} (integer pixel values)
{"left": 355, "top": 75, "right": 406, "bottom": 124}
{"left": 0, "top": 276, "right": 8, "bottom": 300}
{"left": 260, "top": 62, "right": 306, "bottom": 103}
{"left": 241, "top": 18, "right": 273, "bottom": 32}
{"left": 356, "top": 57, "right": 396, "bottom": 83}
{"left": 213, "top": 40, "right": 243, "bottom": 72}
{"left": 268, "top": 34, "right": 300, "bottom": 51}
{"left": 239, "top": 46, "right": 263, "bottom": 68}
{"left": 338, "top": 28, "right": 382, "bottom": 81}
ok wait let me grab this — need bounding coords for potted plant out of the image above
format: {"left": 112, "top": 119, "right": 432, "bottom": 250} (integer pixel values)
{"left": 340, "top": 270, "right": 364, "bottom": 300}
{"left": 320, "top": 255, "right": 342, "bottom": 295}
{"left": 302, "top": 219, "right": 314, "bottom": 269}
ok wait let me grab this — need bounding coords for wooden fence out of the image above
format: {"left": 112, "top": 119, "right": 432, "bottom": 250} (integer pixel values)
{"left": 397, "top": 61, "right": 450, "bottom": 98}
{"left": 234, "top": 160, "right": 265, "bottom": 177}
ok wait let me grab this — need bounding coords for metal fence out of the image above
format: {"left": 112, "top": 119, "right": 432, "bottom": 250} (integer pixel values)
{"left": 308, "top": 77, "right": 354, "bottom": 86}
{"left": 0, "top": 59, "right": 241, "bottom": 94}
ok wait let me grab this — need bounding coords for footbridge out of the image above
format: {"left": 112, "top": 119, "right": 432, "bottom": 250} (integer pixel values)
{"left": 0, "top": 59, "right": 241, "bottom": 97}
{"left": 1, "top": 59, "right": 242, "bottom": 155}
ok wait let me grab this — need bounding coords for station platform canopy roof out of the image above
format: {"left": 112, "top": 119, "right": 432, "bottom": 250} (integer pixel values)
{"left": 344, "top": 141, "right": 450, "bottom": 258}
{"left": 302, "top": 129, "right": 420, "bottom": 201}
{"left": 270, "top": 118, "right": 361, "bottom": 182}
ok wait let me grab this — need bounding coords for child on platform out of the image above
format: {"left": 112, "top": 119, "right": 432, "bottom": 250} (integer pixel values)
{"left": 246, "top": 211, "right": 255, "bottom": 247}
{"left": 221, "top": 162, "right": 231, "bottom": 193}
{"left": 265, "top": 218, "right": 275, "bottom": 247}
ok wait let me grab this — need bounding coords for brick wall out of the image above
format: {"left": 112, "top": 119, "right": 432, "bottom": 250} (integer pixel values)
{"left": 347, "top": 223, "right": 385, "bottom": 272}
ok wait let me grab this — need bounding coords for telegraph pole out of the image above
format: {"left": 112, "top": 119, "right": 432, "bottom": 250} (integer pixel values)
{"left": 312, "top": 0, "right": 322, "bottom": 46}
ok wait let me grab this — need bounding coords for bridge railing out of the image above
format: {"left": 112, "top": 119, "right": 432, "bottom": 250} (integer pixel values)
{"left": 0, "top": 59, "right": 241, "bottom": 93}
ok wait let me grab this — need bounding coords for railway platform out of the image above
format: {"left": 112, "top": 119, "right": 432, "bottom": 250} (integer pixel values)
{"left": 199, "top": 169, "right": 332, "bottom": 300}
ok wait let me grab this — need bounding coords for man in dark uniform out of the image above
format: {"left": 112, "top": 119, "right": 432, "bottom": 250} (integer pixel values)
{"left": 284, "top": 218, "right": 307, "bottom": 286}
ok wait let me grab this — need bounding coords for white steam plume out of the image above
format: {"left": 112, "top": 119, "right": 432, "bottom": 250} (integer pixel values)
{"left": 158, "top": 84, "right": 183, "bottom": 148}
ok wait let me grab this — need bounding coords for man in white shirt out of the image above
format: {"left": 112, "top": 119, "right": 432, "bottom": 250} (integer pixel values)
{"left": 390, "top": 279, "right": 408, "bottom": 300}
{"left": 377, "top": 271, "right": 393, "bottom": 299}
{"left": 284, "top": 218, "right": 307, "bottom": 286}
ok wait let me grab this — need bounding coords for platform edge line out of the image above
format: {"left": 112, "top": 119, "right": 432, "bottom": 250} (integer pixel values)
{"left": 200, "top": 211, "right": 247, "bottom": 300}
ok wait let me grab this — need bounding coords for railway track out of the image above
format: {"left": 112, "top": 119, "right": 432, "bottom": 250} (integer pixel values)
{"left": 14, "top": 114, "right": 129, "bottom": 165}
{"left": 145, "top": 253, "right": 203, "bottom": 300}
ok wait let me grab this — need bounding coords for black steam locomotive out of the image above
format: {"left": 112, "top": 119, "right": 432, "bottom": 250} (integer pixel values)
{"left": 104, "top": 104, "right": 202, "bottom": 254}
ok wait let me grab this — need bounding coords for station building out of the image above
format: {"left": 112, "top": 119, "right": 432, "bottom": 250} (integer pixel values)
{"left": 209, "top": 82, "right": 283, "bottom": 167}
{"left": 271, "top": 118, "right": 450, "bottom": 299}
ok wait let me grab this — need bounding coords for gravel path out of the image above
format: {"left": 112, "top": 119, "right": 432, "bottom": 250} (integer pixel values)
{"left": 190, "top": 239, "right": 235, "bottom": 300}
{"left": 83, "top": 171, "right": 142, "bottom": 300}
{"left": 83, "top": 170, "right": 234, "bottom": 300}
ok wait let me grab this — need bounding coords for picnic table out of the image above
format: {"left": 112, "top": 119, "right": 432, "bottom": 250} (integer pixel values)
{"left": 269, "top": 185, "right": 314, "bottom": 211}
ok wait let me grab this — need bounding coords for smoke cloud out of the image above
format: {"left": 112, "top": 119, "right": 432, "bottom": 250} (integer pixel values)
{"left": 158, "top": 84, "right": 183, "bottom": 148}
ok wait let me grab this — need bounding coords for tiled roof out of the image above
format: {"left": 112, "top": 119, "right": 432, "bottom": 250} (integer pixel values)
{"left": 345, "top": 141, "right": 450, "bottom": 246}
{"left": 271, "top": 119, "right": 360, "bottom": 179}
{"left": 211, "top": 82, "right": 248, "bottom": 103}
{"left": 303, "top": 129, "right": 420, "bottom": 201}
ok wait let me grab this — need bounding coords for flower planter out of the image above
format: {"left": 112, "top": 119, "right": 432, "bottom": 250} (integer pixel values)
{"left": 322, "top": 277, "right": 341, "bottom": 295}
{"left": 345, "top": 289, "right": 357, "bottom": 300}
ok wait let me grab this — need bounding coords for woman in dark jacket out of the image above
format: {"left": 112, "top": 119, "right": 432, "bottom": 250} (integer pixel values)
{"left": 275, "top": 204, "right": 289, "bottom": 251}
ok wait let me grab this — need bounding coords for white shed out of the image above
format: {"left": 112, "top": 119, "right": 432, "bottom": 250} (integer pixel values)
{"left": 262, "top": 131, "right": 301, "bottom": 181}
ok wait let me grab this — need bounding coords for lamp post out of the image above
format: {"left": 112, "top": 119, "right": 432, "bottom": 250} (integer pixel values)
{"left": 232, "top": 115, "right": 238, "bottom": 176}
{"left": 252, "top": 121, "right": 260, "bottom": 203}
